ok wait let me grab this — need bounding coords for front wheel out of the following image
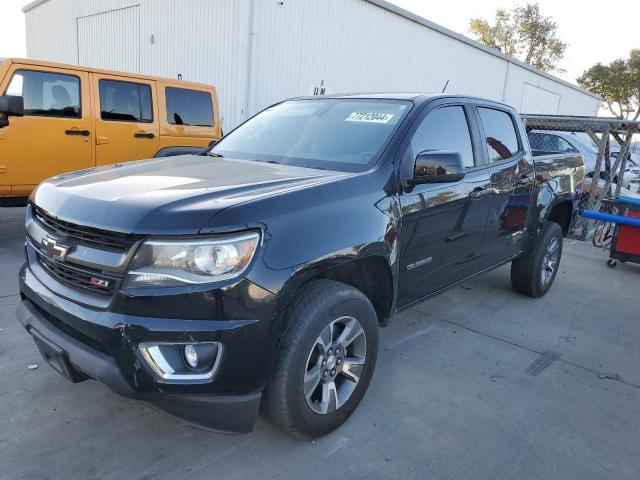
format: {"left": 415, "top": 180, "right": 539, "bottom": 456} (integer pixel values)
{"left": 511, "top": 222, "right": 563, "bottom": 298}
{"left": 261, "top": 280, "right": 379, "bottom": 438}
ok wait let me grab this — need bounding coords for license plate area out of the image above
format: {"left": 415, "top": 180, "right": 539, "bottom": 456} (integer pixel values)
{"left": 29, "top": 328, "right": 89, "bottom": 383}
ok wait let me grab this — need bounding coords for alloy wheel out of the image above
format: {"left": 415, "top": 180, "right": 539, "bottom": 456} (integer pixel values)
{"left": 303, "top": 316, "right": 367, "bottom": 415}
{"left": 541, "top": 237, "right": 559, "bottom": 285}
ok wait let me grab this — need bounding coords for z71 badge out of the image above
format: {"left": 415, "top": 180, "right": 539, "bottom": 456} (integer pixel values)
{"left": 89, "top": 277, "right": 110, "bottom": 289}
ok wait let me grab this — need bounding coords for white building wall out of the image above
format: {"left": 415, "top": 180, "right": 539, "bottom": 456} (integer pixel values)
{"left": 24, "top": 0, "right": 600, "bottom": 130}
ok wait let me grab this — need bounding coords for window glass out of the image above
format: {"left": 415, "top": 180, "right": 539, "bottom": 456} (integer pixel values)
{"left": 478, "top": 107, "right": 520, "bottom": 162}
{"left": 166, "top": 87, "right": 213, "bottom": 126}
{"left": 5, "top": 69, "right": 80, "bottom": 118}
{"left": 528, "top": 132, "right": 558, "bottom": 152}
{"left": 409, "top": 106, "right": 475, "bottom": 168}
{"left": 99, "top": 79, "right": 152, "bottom": 122}
{"left": 213, "top": 99, "right": 411, "bottom": 172}
{"left": 557, "top": 137, "right": 577, "bottom": 153}
{"left": 528, "top": 132, "right": 578, "bottom": 154}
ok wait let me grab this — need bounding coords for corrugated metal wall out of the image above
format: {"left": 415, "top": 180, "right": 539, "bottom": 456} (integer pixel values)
{"left": 26, "top": 0, "right": 251, "bottom": 129}
{"left": 25, "top": 0, "right": 600, "bottom": 130}
{"left": 77, "top": 6, "right": 141, "bottom": 73}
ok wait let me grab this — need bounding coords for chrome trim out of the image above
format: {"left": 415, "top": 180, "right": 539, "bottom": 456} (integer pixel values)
{"left": 138, "top": 342, "right": 223, "bottom": 383}
{"left": 26, "top": 210, "right": 141, "bottom": 273}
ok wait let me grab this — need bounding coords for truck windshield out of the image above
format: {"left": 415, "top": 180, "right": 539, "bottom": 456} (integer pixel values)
{"left": 211, "top": 99, "right": 411, "bottom": 172}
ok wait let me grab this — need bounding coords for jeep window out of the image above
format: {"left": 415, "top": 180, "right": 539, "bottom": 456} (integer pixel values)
{"left": 166, "top": 87, "right": 214, "bottom": 126}
{"left": 212, "top": 99, "right": 411, "bottom": 172}
{"left": 99, "top": 79, "right": 153, "bottom": 122}
{"left": 408, "top": 106, "right": 475, "bottom": 168}
{"left": 5, "top": 69, "right": 81, "bottom": 118}
{"left": 478, "top": 107, "right": 520, "bottom": 162}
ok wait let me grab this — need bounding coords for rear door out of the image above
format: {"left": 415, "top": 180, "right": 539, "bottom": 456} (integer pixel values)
{"left": 398, "top": 101, "right": 492, "bottom": 306}
{"left": 92, "top": 74, "right": 159, "bottom": 166}
{"left": 0, "top": 64, "right": 92, "bottom": 195}
{"left": 475, "top": 105, "right": 535, "bottom": 269}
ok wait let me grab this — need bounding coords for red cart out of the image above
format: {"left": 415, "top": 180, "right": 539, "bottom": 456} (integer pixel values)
{"left": 581, "top": 196, "right": 640, "bottom": 268}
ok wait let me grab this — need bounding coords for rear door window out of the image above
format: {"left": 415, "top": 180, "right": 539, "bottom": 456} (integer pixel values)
{"left": 478, "top": 107, "right": 520, "bottom": 162}
{"left": 5, "top": 69, "right": 80, "bottom": 118}
{"left": 99, "top": 79, "right": 153, "bottom": 122}
{"left": 165, "top": 87, "right": 213, "bottom": 126}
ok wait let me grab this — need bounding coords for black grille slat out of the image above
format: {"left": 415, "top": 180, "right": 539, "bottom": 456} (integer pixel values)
{"left": 38, "top": 253, "right": 118, "bottom": 297}
{"left": 34, "top": 206, "right": 141, "bottom": 251}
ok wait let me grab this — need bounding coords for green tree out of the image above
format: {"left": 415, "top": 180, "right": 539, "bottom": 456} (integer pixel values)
{"left": 577, "top": 50, "right": 640, "bottom": 119}
{"left": 469, "top": 3, "right": 567, "bottom": 73}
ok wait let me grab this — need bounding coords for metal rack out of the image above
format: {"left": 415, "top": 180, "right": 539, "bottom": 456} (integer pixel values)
{"left": 521, "top": 115, "right": 640, "bottom": 240}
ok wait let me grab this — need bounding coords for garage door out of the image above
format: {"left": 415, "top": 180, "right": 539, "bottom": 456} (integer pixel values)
{"left": 521, "top": 83, "right": 561, "bottom": 114}
{"left": 77, "top": 6, "right": 140, "bottom": 73}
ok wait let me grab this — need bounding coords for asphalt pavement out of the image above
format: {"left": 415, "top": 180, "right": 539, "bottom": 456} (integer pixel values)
{"left": 1, "top": 206, "right": 639, "bottom": 480}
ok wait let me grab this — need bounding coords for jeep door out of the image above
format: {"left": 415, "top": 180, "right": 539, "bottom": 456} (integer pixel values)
{"left": 92, "top": 74, "right": 159, "bottom": 165}
{"left": 0, "top": 64, "right": 93, "bottom": 196}
{"left": 398, "top": 100, "right": 492, "bottom": 306}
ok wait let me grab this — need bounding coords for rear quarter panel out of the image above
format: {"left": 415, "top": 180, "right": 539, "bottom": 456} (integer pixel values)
{"left": 532, "top": 152, "right": 585, "bottom": 225}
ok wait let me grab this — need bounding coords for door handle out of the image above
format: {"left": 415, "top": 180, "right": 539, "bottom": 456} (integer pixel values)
{"left": 65, "top": 129, "right": 90, "bottom": 136}
{"left": 517, "top": 175, "right": 533, "bottom": 186}
{"left": 470, "top": 187, "right": 498, "bottom": 199}
{"left": 470, "top": 187, "right": 487, "bottom": 199}
{"left": 134, "top": 132, "right": 155, "bottom": 139}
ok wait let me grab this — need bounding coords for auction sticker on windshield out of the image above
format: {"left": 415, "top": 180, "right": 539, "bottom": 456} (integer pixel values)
{"left": 345, "top": 112, "right": 395, "bottom": 124}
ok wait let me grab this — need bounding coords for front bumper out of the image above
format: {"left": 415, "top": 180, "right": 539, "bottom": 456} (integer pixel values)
{"left": 18, "top": 263, "right": 279, "bottom": 434}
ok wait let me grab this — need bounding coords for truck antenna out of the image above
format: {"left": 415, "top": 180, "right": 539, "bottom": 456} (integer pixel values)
{"left": 441, "top": 79, "right": 450, "bottom": 93}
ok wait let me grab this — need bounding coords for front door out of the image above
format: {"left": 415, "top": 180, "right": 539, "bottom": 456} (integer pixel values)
{"left": 92, "top": 75, "right": 159, "bottom": 166}
{"left": 398, "top": 104, "right": 492, "bottom": 306}
{"left": 0, "top": 66, "right": 92, "bottom": 196}
{"left": 475, "top": 106, "right": 535, "bottom": 268}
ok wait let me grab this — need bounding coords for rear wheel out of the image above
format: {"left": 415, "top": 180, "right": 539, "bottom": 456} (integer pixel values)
{"left": 262, "top": 280, "right": 378, "bottom": 438}
{"left": 511, "top": 222, "right": 563, "bottom": 298}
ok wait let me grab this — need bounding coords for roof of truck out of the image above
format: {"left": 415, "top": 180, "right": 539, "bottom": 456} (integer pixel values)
{"left": 290, "top": 93, "right": 514, "bottom": 106}
{"left": 3, "top": 58, "right": 216, "bottom": 91}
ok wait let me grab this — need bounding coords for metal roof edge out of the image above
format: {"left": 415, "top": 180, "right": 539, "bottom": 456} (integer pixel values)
{"left": 365, "top": 0, "right": 601, "bottom": 101}
{"left": 22, "top": 0, "right": 49, "bottom": 13}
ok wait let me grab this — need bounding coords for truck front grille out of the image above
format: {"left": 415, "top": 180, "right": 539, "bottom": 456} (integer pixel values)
{"left": 34, "top": 206, "right": 142, "bottom": 251}
{"left": 37, "top": 252, "right": 119, "bottom": 297}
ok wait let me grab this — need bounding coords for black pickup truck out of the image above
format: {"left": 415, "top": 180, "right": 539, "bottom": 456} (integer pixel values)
{"left": 17, "top": 94, "right": 584, "bottom": 438}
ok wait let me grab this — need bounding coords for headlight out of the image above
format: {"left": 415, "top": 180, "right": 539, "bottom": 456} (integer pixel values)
{"left": 125, "top": 232, "right": 260, "bottom": 287}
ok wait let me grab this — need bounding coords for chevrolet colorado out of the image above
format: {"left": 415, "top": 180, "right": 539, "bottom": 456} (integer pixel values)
{"left": 17, "top": 94, "right": 584, "bottom": 438}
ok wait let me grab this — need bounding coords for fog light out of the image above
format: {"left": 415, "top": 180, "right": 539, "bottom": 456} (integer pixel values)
{"left": 184, "top": 344, "right": 198, "bottom": 368}
{"left": 138, "top": 342, "right": 221, "bottom": 382}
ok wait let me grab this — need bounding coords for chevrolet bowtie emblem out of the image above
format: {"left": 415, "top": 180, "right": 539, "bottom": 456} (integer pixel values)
{"left": 41, "top": 235, "right": 74, "bottom": 261}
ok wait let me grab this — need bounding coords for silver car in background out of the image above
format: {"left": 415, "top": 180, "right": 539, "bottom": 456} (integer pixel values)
{"left": 528, "top": 130, "right": 640, "bottom": 194}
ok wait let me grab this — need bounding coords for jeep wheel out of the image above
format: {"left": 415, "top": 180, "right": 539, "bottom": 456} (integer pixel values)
{"left": 262, "top": 280, "right": 379, "bottom": 438}
{"left": 511, "top": 222, "right": 563, "bottom": 298}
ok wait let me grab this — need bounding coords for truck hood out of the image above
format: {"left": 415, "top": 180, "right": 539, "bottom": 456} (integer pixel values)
{"left": 32, "top": 155, "right": 348, "bottom": 234}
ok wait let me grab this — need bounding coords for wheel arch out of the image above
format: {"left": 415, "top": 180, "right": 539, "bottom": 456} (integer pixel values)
{"left": 275, "top": 255, "right": 395, "bottom": 331}
{"left": 544, "top": 198, "right": 575, "bottom": 235}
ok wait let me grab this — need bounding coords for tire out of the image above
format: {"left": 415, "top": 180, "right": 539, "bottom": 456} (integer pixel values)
{"left": 511, "top": 222, "right": 563, "bottom": 298}
{"left": 262, "top": 279, "right": 379, "bottom": 438}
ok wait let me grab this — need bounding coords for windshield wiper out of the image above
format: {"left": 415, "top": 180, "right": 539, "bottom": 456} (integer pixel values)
{"left": 205, "top": 151, "right": 224, "bottom": 157}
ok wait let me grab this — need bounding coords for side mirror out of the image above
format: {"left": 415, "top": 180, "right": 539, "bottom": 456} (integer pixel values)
{"left": 409, "top": 150, "right": 465, "bottom": 185}
{"left": 0, "top": 95, "right": 24, "bottom": 117}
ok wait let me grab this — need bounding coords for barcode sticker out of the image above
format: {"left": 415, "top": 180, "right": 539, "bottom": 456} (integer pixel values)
{"left": 345, "top": 112, "right": 394, "bottom": 124}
